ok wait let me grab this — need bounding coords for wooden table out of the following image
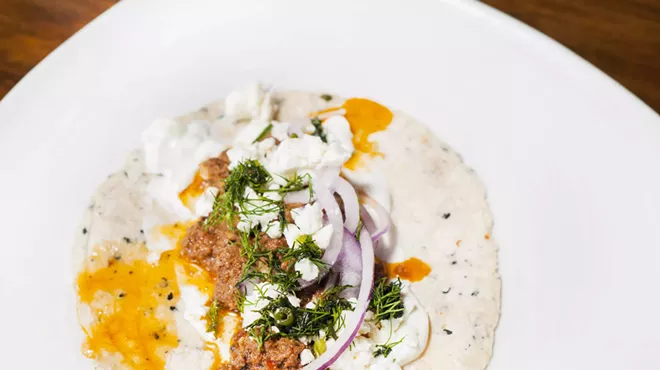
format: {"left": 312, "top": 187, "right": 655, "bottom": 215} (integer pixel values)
{"left": 1, "top": 0, "right": 659, "bottom": 113}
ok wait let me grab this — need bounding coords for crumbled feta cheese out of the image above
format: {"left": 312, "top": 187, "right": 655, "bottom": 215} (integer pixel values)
{"left": 194, "top": 186, "right": 218, "bottom": 217}
{"left": 295, "top": 258, "right": 319, "bottom": 281}
{"left": 224, "top": 83, "right": 273, "bottom": 121}
{"left": 266, "top": 221, "right": 282, "bottom": 239}
{"left": 235, "top": 120, "right": 271, "bottom": 145}
{"left": 291, "top": 203, "right": 324, "bottom": 235}
{"left": 324, "top": 116, "right": 355, "bottom": 154}
{"left": 300, "top": 349, "right": 315, "bottom": 365}
{"left": 287, "top": 294, "right": 301, "bottom": 308}
{"left": 227, "top": 136, "right": 275, "bottom": 170}
{"left": 235, "top": 187, "right": 279, "bottom": 232}
{"left": 242, "top": 283, "right": 284, "bottom": 328}
{"left": 283, "top": 224, "right": 302, "bottom": 248}
{"left": 271, "top": 121, "right": 290, "bottom": 141}
{"left": 142, "top": 119, "right": 226, "bottom": 219}
{"left": 313, "top": 224, "right": 334, "bottom": 250}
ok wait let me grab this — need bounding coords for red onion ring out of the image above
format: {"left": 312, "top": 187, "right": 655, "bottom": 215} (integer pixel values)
{"left": 336, "top": 228, "right": 364, "bottom": 297}
{"left": 361, "top": 196, "right": 391, "bottom": 242}
{"left": 314, "top": 184, "right": 344, "bottom": 266}
{"left": 333, "top": 177, "right": 360, "bottom": 233}
{"left": 303, "top": 228, "right": 375, "bottom": 370}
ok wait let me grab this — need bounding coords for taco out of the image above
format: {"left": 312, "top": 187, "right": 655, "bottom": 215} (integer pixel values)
{"left": 73, "top": 84, "right": 500, "bottom": 370}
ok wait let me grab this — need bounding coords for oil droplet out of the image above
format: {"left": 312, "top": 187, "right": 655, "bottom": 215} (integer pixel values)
{"left": 178, "top": 171, "right": 206, "bottom": 209}
{"left": 342, "top": 98, "right": 393, "bottom": 170}
{"left": 384, "top": 257, "right": 432, "bottom": 282}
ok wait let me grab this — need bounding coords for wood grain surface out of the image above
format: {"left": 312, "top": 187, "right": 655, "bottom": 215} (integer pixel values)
{"left": 1, "top": 0, "right": 659, "bottom": 113}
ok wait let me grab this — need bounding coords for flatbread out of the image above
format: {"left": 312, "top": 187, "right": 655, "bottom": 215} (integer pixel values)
{"left": 73, "top": 92, "right": 500, "bottom": 370}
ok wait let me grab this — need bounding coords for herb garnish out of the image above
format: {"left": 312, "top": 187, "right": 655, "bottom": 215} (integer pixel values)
{"left": 205, "top": 300, "right": 221, "bottom": 334}
{"left": 282, "top": 235, "right": 327, "bottom": 273}
{"left": 252, "top": 123, "right": 273, "bottom": 143}
{"left": 320, "top": 94, "right": 333, "bottom": 102}
{"left": 373, "top": 335, "right": 404, "bottom": 358}
{"left": 369, "top": 278, "right": 405, "bottom": 323}
{"left": 245, "top": 286, "right": 353, "bottom": 349}
{"left": 310, "top": 117, "right": 327, "bottom": 143}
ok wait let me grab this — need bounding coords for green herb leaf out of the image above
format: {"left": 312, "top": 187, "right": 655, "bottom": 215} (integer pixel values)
{"left": 374, "top": 336, "right": 404, "bottom": 358}
{"left": 320, "top": 94, "right": 333, "bottom": 102}
{"left": 310, "top": 117, "right": 327, "bottom": 143}
{"left": 369, "top": 278, "right": 405, "bottom": 323}
{"left": 205, "top": 300, "right": 221, "bottom": 334}
{"left": 252, "top": 123, "right": 273, "bottom": 143}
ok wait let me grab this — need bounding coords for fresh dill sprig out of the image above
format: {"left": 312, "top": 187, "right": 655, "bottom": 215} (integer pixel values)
{"left": 244, "top": 286, "right": 354, "bottom": 348}
{"left": 282, "top": 235, "right": 327, "bottom": 273}
{"left": 204, "top": 160, "right": 272, "bottom": 228}
{"left": 373, "top": 335, "right": 405, "bottom": 358}
{"left": 252, "top": 123, "right": 273, "bottom": 143}
{"left": 310, "top": 117, "right": 327, "bottom": 143}
{"left": 369, "top": 278, "right": 405, "bottom": 323}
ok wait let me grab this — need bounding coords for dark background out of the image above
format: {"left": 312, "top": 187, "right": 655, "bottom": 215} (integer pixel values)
{"left": 1, "top": 0, "right": 659, "bottom": 112}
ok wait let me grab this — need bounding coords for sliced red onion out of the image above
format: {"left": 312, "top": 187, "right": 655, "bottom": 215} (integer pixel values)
{"left": 333, "top": 177, "right": 360, "bottom": 233}
{"left": 284, "top": 189, "right": 313, "bottom": 204}
{"left": 303, "top": 228, "right": 375, "bottom": 370}
{"left": 314, "top": 184, "right": 344, "bottom": 266}
{"left": 336, "top": 229, "right": 363, "bottom": 297}
{"left": 316, "top": 167, "right": 341, "bottom": 189}
{"left": 361, "top": 196, "right": 391, "bottom": 242}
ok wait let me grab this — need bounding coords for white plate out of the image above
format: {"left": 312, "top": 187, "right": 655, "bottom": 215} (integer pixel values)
{"left": 1, "top": 0, "right": 659, "bottom": 369}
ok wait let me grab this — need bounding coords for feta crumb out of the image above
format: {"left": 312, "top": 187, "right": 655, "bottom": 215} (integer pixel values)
{"left": 266, "top": 221, "right": 282, "bottom": 239}
{"left": 313, "top": 224, "right": 334, "bottom": 250}
{"left": 324, "top": 116, "right": 355, "bottom": 154}
{"left": 287, "top": 294, "right": 301, "bottom": 308}
{"left": 271, "top": 121, "right": 290, "bottom": 141}
{"left": 295, "top": 258, "right": 320, "bottom": 281}
{"left": 235, "top": 120, "right": 271, "bottom": 145}
{"left": 224, "top": 83, "right": 273, "bottom": 121}
{"left": 194, "top": 187, "right": 218, "bottom": 217}
{"left": 300, "top": 349, "right": 315, "bottom": 365}
{"left": 292, "top": 203, "right": 324, "bottom": 235}
{"left": 284, "top": 224, "right": 302, "bottom": 248}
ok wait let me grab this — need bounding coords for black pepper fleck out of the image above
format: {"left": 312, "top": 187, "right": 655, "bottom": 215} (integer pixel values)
{"left": 170, "top": 306, "right": 177, "bottom": 311}
{"left": 113, "top": 255, "right": 122, "bottom": 261}
{"left": 451, "top": 261, "right": 457, "bottom": 265}
{"left": 442, "top": 287, "right": 451, "bottom": 294}
{"left": 82, "top": 228, "right": 87, "bottom": 234}
{"left": 140, "top": 229, "right": 144, "bottom": 234}
{"left": 320, "top": 94, "right": 333, "bottom": 101}
{"left": 123, "top": 171, "right": 128, "bottom": 177}
{"left": 471, "top": 291, "right": 479, "bottom": 297}
{"left": 443, "top": 329, "right": 453, "bottom": 335}
{"left": 443, "top": 213, "right": 451, "bottom": 219}
{"left": 122, "top": 237, "right": 131, "bottom": 243}
{"left": 119, "top": 293, "right": 125, "bottom": 298}
{"left": 167, "top": 292, "right": 174, "bottom": 301}
{"left": 154, "top": 333, "right": 160, "bottom": 340}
